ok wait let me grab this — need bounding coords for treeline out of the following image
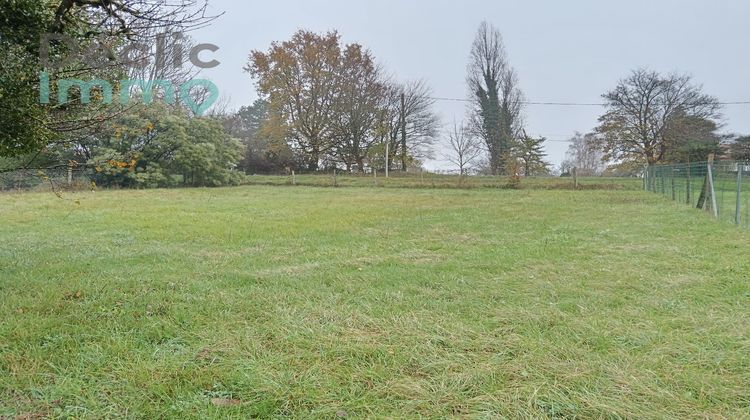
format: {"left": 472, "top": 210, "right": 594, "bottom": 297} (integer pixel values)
{"left": 560, "top": 69, "right": 743, "bottom": 177}
{"left": 2, "top": 1, "right": 746, "bottom": 187}
{"left": 232, "top": 24, "right": 551, "bottom": 177}
{"left": 234, "top": 30, "right": 439, "bottom": 174}
{"left": 1, "top": 1, "right": 553, "bottom": 185}
{"left": 1, "top": 1, "right": 444, "bottom": 185}
{"left": 0, "top": 0, "right": 242, "bottom": 188}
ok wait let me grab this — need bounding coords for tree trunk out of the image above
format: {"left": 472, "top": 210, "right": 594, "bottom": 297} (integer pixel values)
{"left": 356, "top": 157, "right": 365, "bottom": 173}
{"left": 400, "top": 92, "right": 407, "bottom": 171}
{"left": 486, "top": 143, "right": 499, "bottom": 175}
{"left": 308, "top": 145, "right": 319, "bottom": 172}
{"left": 696, "top": 172, "right": 709, "bottom": 210}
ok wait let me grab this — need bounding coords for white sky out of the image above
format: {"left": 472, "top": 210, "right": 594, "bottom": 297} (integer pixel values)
{"left": 192, "top": 0, "right": 750, "bottom": 169}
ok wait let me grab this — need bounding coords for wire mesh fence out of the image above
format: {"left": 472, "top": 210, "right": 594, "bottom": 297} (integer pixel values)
{"left": 1, "top": 166, "right": 644, "bottom": 192}
{"left": 645, "top": 160, "right": 750, "bottom": 229}
{"left": 0, "top": 168, "right": 93, "bottom": 192}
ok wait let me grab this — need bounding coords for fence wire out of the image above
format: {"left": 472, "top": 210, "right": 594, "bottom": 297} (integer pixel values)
{"left": 0, "top": 168, "right": 93, "bottom": 192}
{"left": 645, "top": 160, "right": 750, "bottom": 229}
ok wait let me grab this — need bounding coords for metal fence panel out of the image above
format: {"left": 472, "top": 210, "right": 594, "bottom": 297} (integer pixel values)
{"left": 645, "top": 160, "right": 750, "bottom": 229}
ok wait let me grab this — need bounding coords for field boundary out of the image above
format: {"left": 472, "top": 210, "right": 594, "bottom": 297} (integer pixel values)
{"left": 645, "top": 159, "right": 750, "bottom": 229}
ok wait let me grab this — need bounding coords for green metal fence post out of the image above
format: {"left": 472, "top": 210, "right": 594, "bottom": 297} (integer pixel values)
{"left": 661, "top": 169, "right": 666, "bottom": 195}
{"left": 707, "top": 158, "right": 718, "bottom": 219}
{"left": 686, "top": 163, "right": 691, "bottom": 205}
{"left": 736, "top": 165, "right": 742, "bottom": 225}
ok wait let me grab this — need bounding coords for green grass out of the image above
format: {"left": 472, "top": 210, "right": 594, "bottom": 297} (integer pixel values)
{"left": 1, "top": 186, "right": 748, "bottom": 418}
{"left": 648, "top": 171, "right": 750, "bottom": 229}
{"left": 239, "top": 173, "right": 643, "bottom": 191}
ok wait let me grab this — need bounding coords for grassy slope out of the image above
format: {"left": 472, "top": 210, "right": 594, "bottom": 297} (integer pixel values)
{"left": 0, "top": 187, "right": 748, "bottom": 418}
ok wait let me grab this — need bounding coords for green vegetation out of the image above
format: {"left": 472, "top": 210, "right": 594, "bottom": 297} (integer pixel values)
{"left": 0, "top": 171, "right": 643, "bottom": 192}
{"left": 0, "top": 0, "right": 218, "bottom": 161}
{"left": 646, "top": 161, "right": 750, "bottom": 229}
{"left": 240, "top": 174, "right": 642, "bottom": 190}
{"left": 85, "top": 104, "right": 244, "bottom": 189}
{"left": 1, "top": 186, "right": 748, "bottom": 418}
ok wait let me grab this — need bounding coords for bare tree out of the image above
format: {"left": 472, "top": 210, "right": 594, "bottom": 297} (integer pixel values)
{"left": 565, "top": 132, "right": 606, "bottom": 176}
{"left": 330, "top": 44, "right": 388, "bottom": 172}
{"left": 558, "top": 160, "right": 573, "bottom": 176}
{"left": 123, "top": 29, "right": 216, "bottom": 114}
{"left": 380, "top": 80, "right": 440, "bottom": 170}
{"left": 50, "top": 0, "right": 215, "bottom": 37}
{"left": 443, "top": 121, "right": 483, "bottom": 175}
{"left": 466, "top": 21, "right": 524, "bottom": 175}
{"left": 50, "top": 0, "right": 219, "bottom": 121}
{"left": 597, "top": 69, "right": 722, "bottom": 165}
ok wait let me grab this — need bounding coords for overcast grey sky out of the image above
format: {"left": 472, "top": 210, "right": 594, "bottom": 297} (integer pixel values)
{"left": 193, "top": 0, "right": 750, "bottom": 168}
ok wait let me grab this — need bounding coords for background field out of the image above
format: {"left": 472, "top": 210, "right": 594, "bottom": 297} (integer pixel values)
{"left": 1, "top": 186, "right": 748, "bottom": 418}
{"left": 1, "top": 171, "right": 643, "bottom": 192}
{"left": 239, "top": 173, "right": 642, "bottom": 191}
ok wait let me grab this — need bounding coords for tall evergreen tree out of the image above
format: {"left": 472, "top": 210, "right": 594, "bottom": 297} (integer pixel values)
{"left": 466, "top": 21, "right": 524, "bottom": 175}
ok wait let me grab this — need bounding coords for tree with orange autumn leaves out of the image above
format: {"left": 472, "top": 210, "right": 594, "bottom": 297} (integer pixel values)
{"left": 245, "top": 30, "right": 439, "bottom": 173}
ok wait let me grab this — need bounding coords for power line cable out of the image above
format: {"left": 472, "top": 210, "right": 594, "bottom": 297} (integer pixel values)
{"left": 429, "top": 96, "right": 750, "bottom": 106}
{"left": 431, "top": 96, "right": 749, "bottom": 143}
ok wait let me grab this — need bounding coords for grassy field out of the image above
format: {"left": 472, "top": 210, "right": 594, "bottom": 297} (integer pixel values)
{"left": 1, "top": 186, "right": 748, "bottom": 418}
{"left": 238, "top": 173, "right": 642, "bottom": 191}
{"left": 648, "top": 169, "right": 750, "bottom": 230}
{"left": 1, "top": 171, "right": 643, "bottom": 192}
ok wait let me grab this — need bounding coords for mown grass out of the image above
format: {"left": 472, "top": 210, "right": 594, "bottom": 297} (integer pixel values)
{"left": 0, "top": 186, "right": 748, "bottom": 418}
